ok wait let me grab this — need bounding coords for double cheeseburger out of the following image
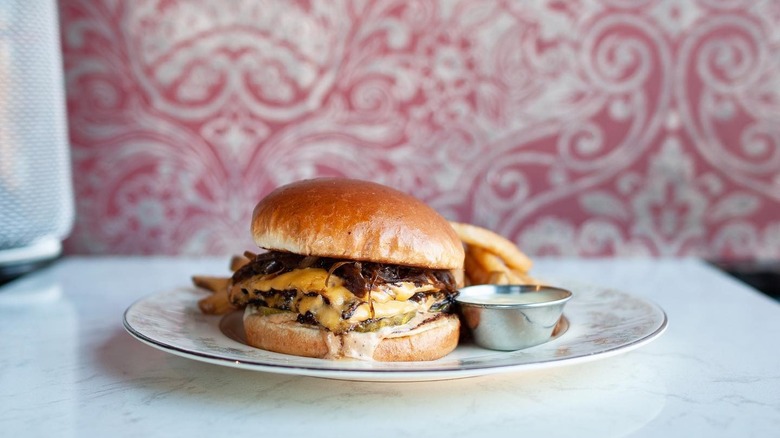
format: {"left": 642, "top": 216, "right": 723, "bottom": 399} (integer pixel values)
{"left": 228, "top": 178, "right": 464, "bottom": 361}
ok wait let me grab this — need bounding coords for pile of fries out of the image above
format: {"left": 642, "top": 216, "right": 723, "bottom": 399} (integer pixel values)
{"left": 449, "top": 222, "right": 536, "bottom": 287}
{"left": 193, "top": 223, "right": 535, "bottom": 315}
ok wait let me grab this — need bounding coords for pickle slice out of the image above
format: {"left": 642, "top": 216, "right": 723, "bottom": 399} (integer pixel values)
{"left": 251, "top": 305, "right": 292, "bottom": 316}
{"left": 353, "top": 311, "right": 416, "bottom": 333}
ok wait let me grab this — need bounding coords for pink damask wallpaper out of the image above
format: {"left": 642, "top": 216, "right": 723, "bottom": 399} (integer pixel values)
{"left": 59, "top": 0, "right": 780, "bottom": 260}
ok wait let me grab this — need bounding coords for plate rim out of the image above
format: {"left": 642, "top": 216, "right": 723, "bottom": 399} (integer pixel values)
{"left": 123, "top": 286, "right": 668, "bottom": 381}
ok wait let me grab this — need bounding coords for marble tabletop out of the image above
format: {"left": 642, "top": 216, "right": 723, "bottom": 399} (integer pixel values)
{"left": 1, "top": 257, "right": 778, "bottom": 437}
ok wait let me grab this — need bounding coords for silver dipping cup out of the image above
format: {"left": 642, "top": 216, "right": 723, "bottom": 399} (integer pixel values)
{"left": 455, "top": 284, "right": 573, "bottom": 351}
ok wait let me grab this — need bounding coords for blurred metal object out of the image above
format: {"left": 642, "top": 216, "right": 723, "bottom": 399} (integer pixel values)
{"left": 456, "top": 284, "right": 572, "bottom": 351}
{"left": 0, "top": 0, "right": 73, "bottom": 277}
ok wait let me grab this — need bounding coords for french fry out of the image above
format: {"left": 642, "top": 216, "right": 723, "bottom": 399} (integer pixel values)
{"left": 469, "top": 245, "right": 504, "bottom": 273}
{"left": 511, "top": 268, "right": 537, "bottom": 285}
{"left": 197, "top": 289, "right": 234, "bottom": 315}
{"left": 191, "top": 252, "right": 260, "bottom": 315}
{"left": 191, "top": 275, "right": 230, "bottom": 294}
{"left": 454, "top": 221, "right": 538, "bottom": 286}
{"left": 463, "top": 248, "right": 492, "bottom": 285}
{"left": 504, "top": 269, "right": 525, "bottom": 285}
{"left": 230, "top": 255, "right": 251, "bottom": 272}
{"left": 470, "top": 246, "right": 516, "bottom": 283}
{"left": 467, "top": 246, "right": 518, "bottom": 285}
{"left": 487, "top": 270, "right": 510, "bottom": 285}
{"left": 450, "top": 222, "right": 533, "bottom": 272}
{"left": 192, "top": 275, "right": 235, "bottom": 315}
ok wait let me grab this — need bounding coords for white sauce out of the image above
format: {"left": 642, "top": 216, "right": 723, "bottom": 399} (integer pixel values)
{"left": 461, "top": 293, "right": 557, "bottom": 305}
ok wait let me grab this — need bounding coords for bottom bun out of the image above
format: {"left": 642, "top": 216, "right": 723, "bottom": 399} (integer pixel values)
{"left": 244, "top": 311, "right": 460, "bottom": 362}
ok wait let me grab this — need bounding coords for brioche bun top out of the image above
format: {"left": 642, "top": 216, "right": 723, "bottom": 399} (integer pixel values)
{"left": 251, "top": 178, "right": 464, "bottom": 270}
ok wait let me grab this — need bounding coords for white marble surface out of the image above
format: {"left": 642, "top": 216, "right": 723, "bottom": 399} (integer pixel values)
{"left": 0, "top": 257, "right": 778, "bottom": 437}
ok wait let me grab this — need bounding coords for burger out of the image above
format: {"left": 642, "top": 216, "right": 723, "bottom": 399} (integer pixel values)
{"left": 228, "top": 178, "right": 464, "bottom": 361}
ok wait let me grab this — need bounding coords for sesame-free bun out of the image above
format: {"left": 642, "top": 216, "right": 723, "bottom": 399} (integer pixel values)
{"left": 244, "top": 311, "right": 461, "bottom": 361}
{"left": 251, "top": 178, "right": 464, "bottom": 270}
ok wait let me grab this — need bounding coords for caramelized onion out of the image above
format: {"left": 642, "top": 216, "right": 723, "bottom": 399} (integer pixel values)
{"left": 326, "top": 261, "right": 352, "bottom": 288}
{"left": 367, "top": 268, "right": 379, "bottom": 319}
{"left": 232, "top": 251, "right": 458, "bottom": 300}
{"left": 299, "top": 256, "right": 319, "bottom": 269}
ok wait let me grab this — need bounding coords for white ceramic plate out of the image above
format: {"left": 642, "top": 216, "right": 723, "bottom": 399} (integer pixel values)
{"left": 123, "top": 281, "right": 667, "bottom": 381}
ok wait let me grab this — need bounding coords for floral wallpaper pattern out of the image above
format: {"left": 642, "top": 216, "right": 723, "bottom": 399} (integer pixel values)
{"left": 60, "top": 0, "right": 780, "bottom": 260}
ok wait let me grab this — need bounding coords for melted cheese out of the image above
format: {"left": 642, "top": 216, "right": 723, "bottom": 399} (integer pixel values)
{"left": 234, "top": 267, "right": 444, "bottom": 333}
{"left": 245, "top": 268, "right": 351, "bottom": 306}
{"left": 388, "top": 282, "right": 435, "bottom": 300}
